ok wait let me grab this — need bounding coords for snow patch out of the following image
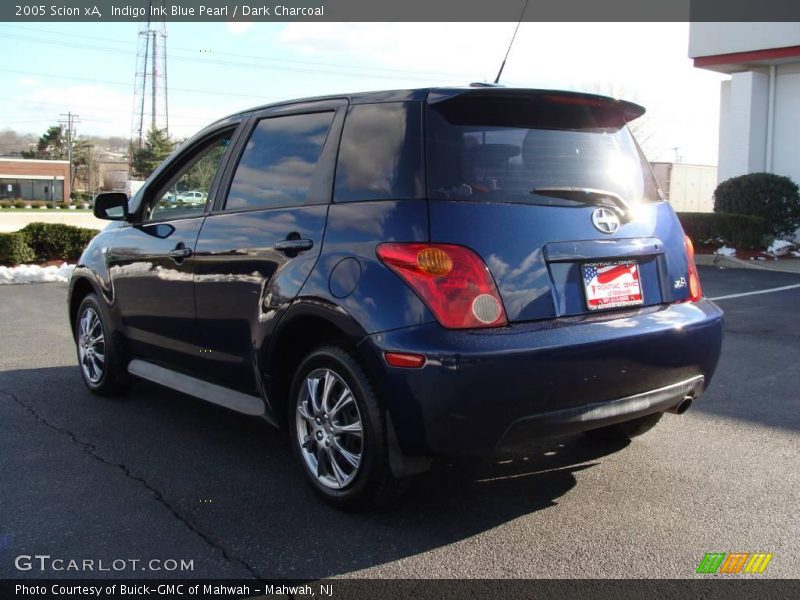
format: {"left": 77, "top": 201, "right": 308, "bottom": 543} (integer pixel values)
{"left": 714, "top": 246, "right": 736, "bottom": 257}
{"left": 767, "top": 239, "right": 794, "bottom": 256}
{"left": 0, "top": 263, "right": 75, "bottom": 284}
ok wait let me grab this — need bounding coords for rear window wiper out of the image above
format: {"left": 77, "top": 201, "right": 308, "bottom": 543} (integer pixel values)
{"left": 531, "top": 187, "right": 630, "bottom": 219}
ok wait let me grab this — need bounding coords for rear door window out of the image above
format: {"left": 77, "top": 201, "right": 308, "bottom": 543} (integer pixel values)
{"left": 224, "top": 111, "right": 335, "bottom": 211}
{"left": 334, "top": 102, "right": 423, "bottom": 202}
{"left": 426, "top": 94, "right": 659, "bottom": 206}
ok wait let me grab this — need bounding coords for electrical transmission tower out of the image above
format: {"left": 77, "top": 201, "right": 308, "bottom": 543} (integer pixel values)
{"left": 131, "top": 1, "right": 169, "bottom": 152}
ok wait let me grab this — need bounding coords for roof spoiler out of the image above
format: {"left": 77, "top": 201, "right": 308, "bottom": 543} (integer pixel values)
{"left": 427, "top": 88, "right": 646, "bottom": 123}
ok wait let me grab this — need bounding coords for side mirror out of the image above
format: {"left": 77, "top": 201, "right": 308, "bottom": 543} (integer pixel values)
{"left": 93, "top": 192, "right": 129, "bottom": 221}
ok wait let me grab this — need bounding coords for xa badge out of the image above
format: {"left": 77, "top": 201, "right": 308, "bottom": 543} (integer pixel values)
{"left": 591, "top": 207, "right": 620, "bottom": 234}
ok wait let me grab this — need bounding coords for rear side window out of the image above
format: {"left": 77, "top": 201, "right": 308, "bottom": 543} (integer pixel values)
{"left": 334, "top": 102, "right": 423, "bottom": 202}
{"left": 225, "top": 111, "right": 334, "bottom": 211}
{"left": 427, "top": 94, "right": 659, "bottom": 205}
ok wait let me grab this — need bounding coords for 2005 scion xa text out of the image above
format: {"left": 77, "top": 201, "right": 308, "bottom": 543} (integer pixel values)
{"left": 69, "top": 87, "right": 723, "bottom": 508}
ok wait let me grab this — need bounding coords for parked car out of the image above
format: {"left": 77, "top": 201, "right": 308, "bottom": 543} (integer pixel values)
{"left": 176, "top": 190, "right": 208, "bottom": 205}
{"left": 69, "top": 87, "right": 723, "bottom": 508}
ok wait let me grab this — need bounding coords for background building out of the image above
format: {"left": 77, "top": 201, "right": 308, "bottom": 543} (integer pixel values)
{"left": 689, "top": 23, "right": 800, "bottom": 185}
{"left": 651, "top": 162, "right": 717, "bottom": 213}
{"left": 98, "top": 159, "right": 129, "bottom": 192}
{"left": 0, "top": 158, "right": 70, "bottom": 203}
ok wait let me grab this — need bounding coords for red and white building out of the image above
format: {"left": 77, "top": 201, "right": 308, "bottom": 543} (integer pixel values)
{"left": 689, "top": 23, "right": 800, "bottom": 186}
{"left": 0, "top": 158, "right": 70, "bottom": 203}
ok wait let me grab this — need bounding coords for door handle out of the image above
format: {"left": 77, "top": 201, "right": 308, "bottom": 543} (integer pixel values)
{"left": 275, "top": 238, "right": 313, "bottom": 253}
{"left": 168, "top": 244, "right": 193, "bottom": 261}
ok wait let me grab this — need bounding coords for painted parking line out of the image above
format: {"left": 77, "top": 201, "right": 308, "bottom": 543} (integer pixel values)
{"left": 709, "top": 283, "right": 800, "bottom": 301}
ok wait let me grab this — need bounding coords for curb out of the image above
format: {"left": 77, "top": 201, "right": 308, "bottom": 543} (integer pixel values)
{"left": 695, "top": 253, "right": 800, "bottom": 274}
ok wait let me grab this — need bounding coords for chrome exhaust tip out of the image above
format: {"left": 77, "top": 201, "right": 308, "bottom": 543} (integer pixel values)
{"left": 668, "top": 396, "right": 693, "bottom": 415}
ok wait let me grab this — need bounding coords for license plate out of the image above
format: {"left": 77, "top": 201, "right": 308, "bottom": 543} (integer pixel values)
{"left": 581, "top": 260, "right": 644, "bottom": 311}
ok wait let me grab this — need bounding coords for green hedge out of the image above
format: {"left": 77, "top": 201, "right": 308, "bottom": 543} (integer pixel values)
{"left": 19, "top": 223, "right": 98, "bottom": 262}
{"left": 0, "top": 200, "right": 53, "bottom": 209}
{"left": 714, "top": 173, "right": 800, "bottom": 238}
{"left": 677, "top": 212, "right": 767, "bottom": 250}
{"left": 0, "top": 232, "right": 35, "bottom": 266}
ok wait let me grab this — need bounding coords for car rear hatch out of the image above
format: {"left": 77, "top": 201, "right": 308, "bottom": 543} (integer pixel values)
{"left": 425, "top": 88, "right": 693, "bottom": 322}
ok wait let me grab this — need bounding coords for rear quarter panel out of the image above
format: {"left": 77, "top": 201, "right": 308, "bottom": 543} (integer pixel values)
{"left": 299, "top": 199, "right": 434, "bottom": 334}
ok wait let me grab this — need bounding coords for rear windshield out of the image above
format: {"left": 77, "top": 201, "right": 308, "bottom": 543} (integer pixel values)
{"left": 426, "top": 94, "right": 659, "bottom": 205}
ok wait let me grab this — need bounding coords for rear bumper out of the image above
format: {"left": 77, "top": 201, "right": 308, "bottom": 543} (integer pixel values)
{"left": 499, "top": 375, "right": 703, "bottom": 448}
{"left": 359, "top": 299, "right": 723, "bottom": 456}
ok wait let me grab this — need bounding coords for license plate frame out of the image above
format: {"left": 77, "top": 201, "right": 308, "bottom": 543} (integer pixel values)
{"left": 581, "top": 260, "right": 644, "bottom": 311}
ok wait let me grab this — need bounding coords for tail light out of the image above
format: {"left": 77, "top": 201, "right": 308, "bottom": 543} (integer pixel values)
{"left": 376, "top": 243, "right": 507, "bottom": 329}
{"left": 684, "top": 235, "right": 702, "bottom": 302}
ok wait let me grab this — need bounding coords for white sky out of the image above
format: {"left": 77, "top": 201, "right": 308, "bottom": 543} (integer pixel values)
{"left": 0, "top": 22, "right": 727, "bottom": 164}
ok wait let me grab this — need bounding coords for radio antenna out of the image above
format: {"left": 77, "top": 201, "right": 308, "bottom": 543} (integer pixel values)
{"left": 493, "top": 0, "right": 529, "bottom": 85}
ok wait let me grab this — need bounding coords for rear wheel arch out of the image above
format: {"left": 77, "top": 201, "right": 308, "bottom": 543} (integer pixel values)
{"left": 264, "top": 304, "right": 371, "bottom": 428}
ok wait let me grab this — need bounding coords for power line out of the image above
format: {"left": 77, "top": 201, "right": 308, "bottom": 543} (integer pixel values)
{"left": 0, "top": 23, "right": 476, "bottom": 80}
{"left": 0, "top": 29, "right": 473, "bottom": 84}
{"left": 0, "top": 97, "right": 211, "bottom": 122}
{"left": 0, "top": 67, "right": 283, "bottom": 101}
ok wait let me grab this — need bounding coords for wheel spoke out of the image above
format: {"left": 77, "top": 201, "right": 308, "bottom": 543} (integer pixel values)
{"left": 321, "top": 370, "right": 335, "bottom": 412}
{"left": 332, "top": 439, "right": 360, "bottom": 469}
{"left": 315, "top": 446, "right": 327, "bottom": 478}
{"left": 328, "top": 448, "right": 348, "bottom": 486}
{"left": 332, "top": 421, "right": 362, "bottom": 437}
{"left": 84, "top": 353, "right": 96, "bottom": 379}
{"left": 301, "top": 435, "right": 314, "bottom": 450}
{"left": 89, "top": 312, "right": 101, "bottom": 336}
{"left": 297, "top": 402, "right": 314, "bottom": 423}
{"left": 91, "top": 355, "right": 104, "bottom": 375}
{"left": 329, "top": 390, "right": 353, "bottom": 417}
{"left": 306, "top": 376, "right": 321, "bottom": 413}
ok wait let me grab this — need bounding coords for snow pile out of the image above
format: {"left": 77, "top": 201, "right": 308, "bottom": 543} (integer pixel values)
{"left": 767, "top": 239, "right": 794, "bottom": 256}
{"left": 714, "top": 246, "right": 736, "bottom": 257}
{"left": 0, "top": 263, "right": 75, "bottom": 284}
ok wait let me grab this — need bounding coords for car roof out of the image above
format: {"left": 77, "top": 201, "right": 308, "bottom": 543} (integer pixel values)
{"left": 212, "top": 86, "right": 646, "bottom": 127}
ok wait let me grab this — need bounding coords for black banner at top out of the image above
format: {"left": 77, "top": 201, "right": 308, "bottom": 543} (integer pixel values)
{"left": 3, "top": 0, "right": 800, "bottom": 22}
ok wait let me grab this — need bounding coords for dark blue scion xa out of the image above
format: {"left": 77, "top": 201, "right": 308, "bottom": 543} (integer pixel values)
{"left": 69, "top": 87, "right": 723, "bottom": 508}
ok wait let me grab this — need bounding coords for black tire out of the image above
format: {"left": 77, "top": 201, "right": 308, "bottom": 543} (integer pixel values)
{"left": 74, "top": 293, "right": 128, "bottom": 396}
{"left": 583, "top": 412, "right": 663, "bottom": 442}
{"left": 288, "top": 345, "right": 408, "bottom": 510}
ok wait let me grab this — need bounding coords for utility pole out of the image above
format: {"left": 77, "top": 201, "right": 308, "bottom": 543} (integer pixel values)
{"left": 59, "top": 111, "right": 79, "bottom": 205}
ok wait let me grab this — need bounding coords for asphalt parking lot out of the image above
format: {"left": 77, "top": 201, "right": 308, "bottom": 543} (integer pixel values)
{"left": 1, "top": 266, "right": 798, "bottom": 579}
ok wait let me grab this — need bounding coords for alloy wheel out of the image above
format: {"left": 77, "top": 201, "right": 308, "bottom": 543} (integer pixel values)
{"left": 295, "top": 368, "right": 364, "bottom": 489}
{"left": 77, "top": 307, "right": 106, "bottom": 384}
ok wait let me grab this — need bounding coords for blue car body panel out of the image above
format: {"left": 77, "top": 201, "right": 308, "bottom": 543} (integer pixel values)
{"left": 69, "top": 87, "right": 724, "bottom": 467}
